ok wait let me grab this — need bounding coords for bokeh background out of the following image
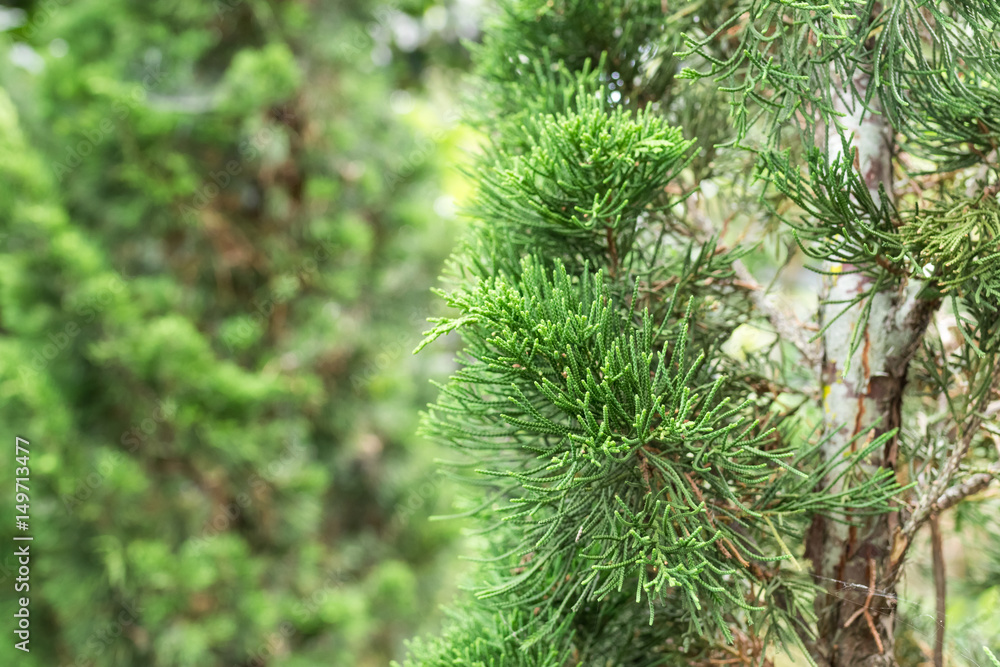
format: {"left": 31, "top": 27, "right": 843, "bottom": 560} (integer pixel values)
{"left": 0, "top": 1, "right": 480, "bottom": 665}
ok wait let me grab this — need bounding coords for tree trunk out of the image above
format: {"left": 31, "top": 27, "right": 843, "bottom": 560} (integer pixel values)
{"left": 804, "top": 65, "right": 936, "bottom": 666}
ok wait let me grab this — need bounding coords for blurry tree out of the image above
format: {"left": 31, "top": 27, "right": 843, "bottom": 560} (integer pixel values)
{"left": 0, "top": 1, "right": 474, "bottom": 665}
{"left": 402, "top": 1, "right": 1000, "bottom": 666}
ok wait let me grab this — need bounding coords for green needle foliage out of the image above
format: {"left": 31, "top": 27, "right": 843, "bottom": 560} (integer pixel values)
{"left": 499, "top": 101, "right": 688, "bottom": 251}
{"left": 419, "top": 255, "right": 898, "bottom": 646}
{"left": 679, "top": 0, "right": 1000, "bottom": 164}
{"left": 399, "top": 1, "right": 925, "bottom": 663}
{"left": 682, "top": 0, "right": 1000, "bottom": 373}
{"left": 902, "top": 198, "right": 1000, "bottom": 355}
{"left": 398, "top": 605, "right": 577, "bottom": 667}
{"left": 469, "top": 94, "right": 695, "bottom": 277}
{"left": 404, "top": 0, "right": 1000, "bottom": 662}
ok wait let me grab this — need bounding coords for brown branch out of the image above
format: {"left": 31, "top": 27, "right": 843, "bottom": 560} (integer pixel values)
{"left": 935, "top": 463, "right": 1000, "bottom": 513}
{"left": 842, "top": 557, "right": 885, "bottom": 655}
{"left": 886, "top": 367, "right": 1000, "bottom": 589}
{"left": 636, "top": 446, "right": 653, "bottom": 493}
{"left": 902, "top": 406, "right": 995, "bottom": 542}
{"left": 605, "top": 225, "right": 618, "bottom": 278}
{"left": 903, "top": 428, "right": 977, "bottom": 543}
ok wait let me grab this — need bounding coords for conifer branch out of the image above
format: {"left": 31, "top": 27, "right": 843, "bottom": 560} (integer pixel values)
{"left": 933, "top": 464, "right": 1000, "bottom": 514}
{"left": 404, "top": 1, "right": 1000, "bottom": 663}
{"left": 901, "top": 366, "right": 1000, "bottom": 545}
{"left": 886, "top": 366, "right": 1000, "bottom": 590}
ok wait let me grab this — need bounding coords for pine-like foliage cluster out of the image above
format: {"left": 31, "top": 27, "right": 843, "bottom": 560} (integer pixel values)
{"left": 682, "top": 0, "right": 1000, "bottom": 364}
{"left": 394, "top": 2, "right": 937, "bottom": 664}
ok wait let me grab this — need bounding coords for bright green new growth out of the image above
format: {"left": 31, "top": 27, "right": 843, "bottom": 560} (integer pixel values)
{"left": 400, "top": 605, "right": 576, "bottom": 667}
{"left": 472, "top": 97, "right": 695, "bottom": 275}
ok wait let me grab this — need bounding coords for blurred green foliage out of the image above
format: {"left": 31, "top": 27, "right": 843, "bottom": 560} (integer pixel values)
{"left": 0, "top": 0, "right": 475, "bottom": 665}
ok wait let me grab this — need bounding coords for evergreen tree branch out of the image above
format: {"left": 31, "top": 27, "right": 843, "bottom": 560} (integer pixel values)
{"left": 933, "top": 463, "right": 1000, "bottom": 513}
{"left": 404, "top": 1, "right": 1000, "bottom": 663}
{"left": 887, "top": 364, "right": 1000, "bottom": 589}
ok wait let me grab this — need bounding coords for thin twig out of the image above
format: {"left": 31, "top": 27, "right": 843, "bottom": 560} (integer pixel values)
{"left": 886, "top": 368, "right": 1000, "bottom": 589}
{"left": 903, "top": 426, "right": 979, "bottom": 543}
{"left": 904, "top": 365, "right": 1000, "bottom": 539}
{"left": 730, "top": 259, "right": 822, "bottom": 367}
{"left": 764, "top": 514, "right": 802, "bottom": 571}
{"left": 935, "top": 463, "right": 1000, "bottom": 513}
{"left": 843, "top": 557, "right": 885, "bottom": 654}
